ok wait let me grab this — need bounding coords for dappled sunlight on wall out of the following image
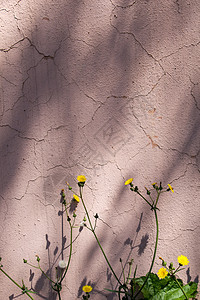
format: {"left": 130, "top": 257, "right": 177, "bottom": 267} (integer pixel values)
{"left": 0, "top": 0, "right": 199, "bottom": 299}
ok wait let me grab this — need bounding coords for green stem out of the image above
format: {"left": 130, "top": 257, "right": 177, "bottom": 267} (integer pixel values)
{"left": 136, "top": 191, "right": 153, "bottom": 208}
{"left": 126, "top": 259, "right": 133, "bottom": 285}
{"left": 173, "top": 265, "right": 182, "bottom": 275}
{"left": 59, "top": 213, "right": 73, "bottom": 284}
{"left": 0, "top": 268, "right": 34, "bottom": 300}
{"left": 58, "top": 290, "right": 62, "bottom": 300}
{"left": 120, "top": 259, "right": 126, "bottom": 284}
{"left": 134, "top": 208, "right": 159, "bottom": 299}
{"left": 80, "top": 187, "right": 122, "bottom": 286}
{"left": 173, "top": 276, "right": 188, "bottom": 300}
{"left": 155, "top": 191, "right": 160, "bottom": 207}
{"left": 38, "top": 262, "right": 56, "bottom": 284}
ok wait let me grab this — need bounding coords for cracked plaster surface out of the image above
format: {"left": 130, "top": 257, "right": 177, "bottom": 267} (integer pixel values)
{"left": 0, "top": 0, "right": 200, "bottom": 299}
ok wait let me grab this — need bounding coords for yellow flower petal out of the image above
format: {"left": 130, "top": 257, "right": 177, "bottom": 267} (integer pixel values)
{"left": 125, "top": 178, "right": 133, "bottom": 185}
{"left": 157, "top": 267, "right": 168, "bottom": 279}
{"left": 168, "top": 184, "right": 174, "bottom": 193}
{"left": 73, "top": 194, "right": 80, "bottom": 203}
{"left": 82, "top": 285, "right": 92, "bottom": 293}
{"left": 77, "top": 175, "right": 86, "bottom": 182}
{"left": 177, "top": 255, "right": 189, "bottom": 266}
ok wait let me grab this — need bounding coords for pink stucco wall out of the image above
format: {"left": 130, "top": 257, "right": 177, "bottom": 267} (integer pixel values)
{"left": 0, "top": 0, "right": 200, "bottom": 299}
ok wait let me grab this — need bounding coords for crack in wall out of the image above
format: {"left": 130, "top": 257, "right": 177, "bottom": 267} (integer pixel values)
{"left": 189, "top": 78, "right": 200, "bottom": 111}
{"left": 175, "top": 0, "right": 181, "bottom": 13}
{"left": 0, "top": 1, "right": 200, "bottom": 297}
{"left": 171, "top": 162, "right": 196, "bottom": 184}
{"left": 0, "top": 74, "right": 17, "bottom": 86}
{"left": 159, "top": 41, "right": 200, "bottom": 61}
{"left": 14, "top": 175, "right": 42, "bottom": 201}
{"left": 0, "top": 37, "right": 26, "bottom": 52}
{"left": 109, "top": 11, "right": 167, "bottom": 78}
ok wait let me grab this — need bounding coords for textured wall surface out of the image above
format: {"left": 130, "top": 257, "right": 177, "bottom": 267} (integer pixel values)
{"left": 0, "top": 0, "right": 200, "bottom": 299}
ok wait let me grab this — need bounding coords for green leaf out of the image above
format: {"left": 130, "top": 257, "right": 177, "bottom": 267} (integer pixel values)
{"left": 134, "top": 273, "right": 198, "bottom": 300}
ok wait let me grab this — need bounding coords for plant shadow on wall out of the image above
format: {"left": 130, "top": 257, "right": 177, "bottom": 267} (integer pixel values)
{"left": 0, "top": 176, "right": 198, "bottom": 299}
{"left": 0, "top": 1, "right": 200, "bottom": 300}
{"left": 0, "top": 191, "right": 86, "bottom": 300}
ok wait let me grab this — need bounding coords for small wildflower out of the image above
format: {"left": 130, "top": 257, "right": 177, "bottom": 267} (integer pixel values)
{"left": 125, "top": 178, "right": 133, "bottom": 185}
{"left": 152, "top": 182, "right": 157, "bottom": 186}
{"left": 73, "top": 194, "right": 80, "bottom": 203}
{"left": 167, "top": 184, "right": 174, "bottom": 193}
{"left": 145, "top": 187, "right": 151, "bottom": 195}
{"left": 169, "top": 262, "right": 175, "bottom": 270}
{"left": 159, "top": 257, "right": 166, "bottom": 266}
{"left": 77, "top": 175, "right": 86, "bottom": 183}
{"left": 177, "top": 255, "right": 189, "bottom": 266}
{"left": 80, "top": 220, "right": 86, "bottom": 228}
{"left": 66, "top": 182, "right": 72, "bottom": 190}
{"left": 61, "top": 189, "right": 65, "bottom": 197}
{"left": 58, "top": 260, "right": 67, "bottom": 269}
{"left": 82, "top": 285, "right": 92, "bottom": 293}
{"left": 157, "top": 267, "right": 168, "bottom": 279}
{"left": 35, "top": 255, "right": 40, "bottom": 262}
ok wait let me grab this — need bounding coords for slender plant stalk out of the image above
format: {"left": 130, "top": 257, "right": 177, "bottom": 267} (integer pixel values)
{"left": 25, "top": 261, "right": 55, "bottom": 284}
{"left": 59, "top": 206, "right": 73, "bottom": 285}
{"left": 173, "top": 276, "right": 188, "bottom": 300}
{"left": 136, "top": 191, "right": 153, "bottom": 208}
{"left": 60, "top": 225, "right": 73, "bottom": 284}
{"left": 58, "top": 290, "right": 62, "bottom": 300}
{"left": 120, "top": 259, "right": 126, "bottom": 284}
{"left": 0, "top": 268, "right": 34, "bottom": 300}
{"left": 38, "top": 262, "right": 56, "bottom": 284}
{"left": 134, "top": 207, "right": 159, "bottom": 299}
{"left": 126, "top": 259, "right": 133, "bottom": 285}
{"left": 80, "top": 186, "right": 122, "bottom": 286}
{"left": 154, "top": 191, "right": 161, "bottom": 207}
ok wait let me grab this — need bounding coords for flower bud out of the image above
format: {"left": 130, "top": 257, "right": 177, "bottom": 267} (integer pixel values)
{"left": 58, "top": 260, "right": 67, "bottom": 269}
{"left": 78, "top": 182, "right": 85, "bottom": 187}
{"left": 169, "top": 262, "right": 174, "bottom": 269}
{"left": 162, "top": 261, "right": 167, "bottom": 267}
{"left": 36, "top": 255, "right": 40, "bottom": 262}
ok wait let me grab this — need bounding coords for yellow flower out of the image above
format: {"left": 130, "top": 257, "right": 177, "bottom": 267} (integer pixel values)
{"left": 82, "top": 285, "right": 92, "bottom": 293}
{"left": 125, "top": 178, "right": 133, "bottom": 185}
{"left": 168, "top": 184, "right": 174, "bottom": 193}
{"left": 73, "top": 194, "right": 80, "bottom": 203}
{"left": 178, "top": 255, "right": 189, "bottom": 266}
{"left": 77, "top": 175, "right": 86, "bottom": 182}
{"left": 157, "top": 267, "right": 168, "bottom": 279}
